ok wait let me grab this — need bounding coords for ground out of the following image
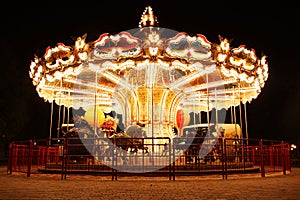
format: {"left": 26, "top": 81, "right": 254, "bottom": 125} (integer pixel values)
{"left": 1, "top": 166, "right": 300, "bottom": 199}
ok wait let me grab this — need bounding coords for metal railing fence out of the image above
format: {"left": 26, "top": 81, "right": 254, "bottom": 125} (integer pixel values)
{"left": 7, "top": 137, "right": 291, "bottom": 180}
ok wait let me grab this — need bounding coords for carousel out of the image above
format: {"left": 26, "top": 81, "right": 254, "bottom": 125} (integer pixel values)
{"left": 28, "top": 6, "right": 268, "bottom": 172}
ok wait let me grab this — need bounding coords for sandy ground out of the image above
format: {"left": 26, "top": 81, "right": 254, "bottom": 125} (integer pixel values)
{"left": 1, "top": 166, "right": 300, "bottom": 199}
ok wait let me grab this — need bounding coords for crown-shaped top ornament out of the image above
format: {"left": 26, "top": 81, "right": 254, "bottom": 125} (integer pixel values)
{"left": 138, "top": 6, "right": 159, "bottom": 28}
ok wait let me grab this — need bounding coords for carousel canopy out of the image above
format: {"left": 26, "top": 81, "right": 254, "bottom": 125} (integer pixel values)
{"left": 28, "top": 6, "right": 268, "bottom": 112}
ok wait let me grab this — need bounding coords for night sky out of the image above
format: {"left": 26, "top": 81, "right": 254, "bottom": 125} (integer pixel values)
{"left": 1, "top": 2, "right": 299, "bottom": 146}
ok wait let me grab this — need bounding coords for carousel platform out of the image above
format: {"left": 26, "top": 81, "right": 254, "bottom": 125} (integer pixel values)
{"left": 37, "top": 160, "right": 260, "bottom": 176}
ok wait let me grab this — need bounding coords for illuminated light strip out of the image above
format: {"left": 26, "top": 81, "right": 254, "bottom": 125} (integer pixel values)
{"left": 101, "top": 71, "right": 132, "bottom": 91}
{"left": 170, "top": 60, "right": 189, "bottom": 71}
{"left": 88, "top": 62, "right": 105, "bottom": 72}
{"left": 169, "top": 71, "right": 202, "bottom": 90}
{"left": 167, "top": 33, "right": 212, "bottom": 49}
{"left": 92, "top": 46, "right": 141, "bottom": 59}
{"left": 92, "top": 33, "right": 110, "bottom": 46}
{"left": 62, "top": 66, "right": 76, "bottom": 76}
{"left": 169, "top": 64, "right": 216, "bottom": 90}
{"left": 204, "top": 64, "right": 216, "bottom": 73}
{"left": 66, "top": 98, "right": 113, "bottom": 105}
{"left": 186, "top": 87, "right": 257, "bottom": 98}
{"left": 254, "top": 79, "right": 261, "bottom": 91}
{"left": 93, "top": 32, "right": 140, "bottom": 47}
{"left": 46, "top": 61, "right": 60, "bottom": 69}
{"left": 44, "top": 44, "right": 71, "bottom": 60}
{"left": 59, "top": 55, "right": 75, "bottom": 65}
{"left": 74, "top": 102, "right": 113, "bottom": 108}
{"left": 136, "top": 59, "right": 150, "bottom": 69}
{"left": 63, "top": 78, "right": 115, "bottom": 93}
{"left": 232, "top": 46, "right": 257, "bottom": 61}
{"left": 32, "top": 72, "right": 41, "bottom": 84}
{"left": 185, "top": 96, "right": 237, "bottom": 101}
{"left": 36, "top": 90, "right": 112, "bottom": 105}
{"left": 183, "top": 93, "right": 260, "bottom": 110}
{"left": 118, "top": 32, "right": 141, "bottom": 44}
{"left": 195, "top": 34, "right": 212, "bottom": 47}
{"left": 165, "top": 48, "right": 189, "bottom": 58}
{"left": 93, "top": 50, "right": 116, "bottom": 59}
{"left": 165, "top": 48, "right": 212, "bottom": 60}
{"left": 189, "top": 50, "right": 212, "bottom": 59}
{"left": 36, "top": 78, "right": 45, "bottom": 89}
{"left": 216, "top": 87, "right": 257, "bottom": 95}
{"left": 229, "top": 57, "right": 255, "bottom": 70}
{"left": 156, "top": 59, "right": 170, "bottom": 69}
{"left": 184, "top": 95, "right": 257, "bottom": 108}
{"left": 189, "top": 62, "right": 204, "bottom": 72}
{"left": 220, "top": 65, "right": 257, "bottom": 84}
{"left": 64, "top": 92, "right": 111, "bottom": 98}
{"left": 72, "top": 64, "right": 84, "bottom": 75}
{"left": 42, "top": 64, "right": 83, "bottom": 83}
{"left": 183, "top": 78, "right": 237, "bottom": 93}
{"left": 118, "top": 61, "right": 136, "bottom": 71}
{"left": 119, "top": 47, "right": 141, "bottom": 57}
{"left": 101, "top": 60, "right": 136, "bottom": 71}
{"left": 37, "top": 86, "right": 74, "bottom": 94}
{"left": 182, "top": 101, "right": 216, "bottom": 108}
{"left": 58, "top": 96, "right": 112, "bottom": 101}
{"left": 232, "top": 45, "right": 246, "bottom": 53}
{"left": 46, "top": 73, "right": 62, "bottom": 82}
{"left": 29, "top": 61, "right": 37, "bottom": 73}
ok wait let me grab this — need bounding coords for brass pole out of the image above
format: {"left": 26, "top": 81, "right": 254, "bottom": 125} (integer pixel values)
{"left": 57, "top": 79, "right": 63, "bottom": 139}
{"left": 233, "top": 86, "right": 238, "bottom": 138}
{"left": 244, "top": 102, "right": 249, "bottom": 144}
{"left": 238, "top": 81, "right": 244, "bottom": 163}
{"left": 230, "top": 106, "right": 233, "bottom": 124}
{"left": 67, "top": 91, "right": 70, "bottom": 132}
{"left": 206, "top": 73, "right": 210, "bottom": 133}
{"left": 238, "top": 82, "right": 243, "bottom": 139}
{"left": 199, "top": 92, "right": 201, "bottom": 124}
{"left": 62, "top": 105, "right": 65, "bottom": 125}
{"left": 49, "top": 100, "right": 54, "bottom": 145}
{"left": 215, "top": 88, "right": 218, "bottom": 128}
{"left": 94, "top": 73, "right": 98, "bottom": 137}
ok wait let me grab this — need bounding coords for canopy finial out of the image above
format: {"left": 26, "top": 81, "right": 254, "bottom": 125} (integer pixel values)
{"left": 138, "top": 5, "right": 159, "bottom": 28}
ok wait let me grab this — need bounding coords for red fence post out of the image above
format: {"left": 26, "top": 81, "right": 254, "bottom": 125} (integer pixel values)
{"left": 7, "top": 142, "right": 13, "bottom": 174}
{"left": 281, "top": 141, "right": 286, "bottom": 175}
{"left": 13, "top": 144, "right": 18, "bottom": 171}
{"left": 276, "top": 148, "right": 279, "bottom": 166}
{"left": 252, "top": 146, "right": 255, "bottom": 166}
{"left": 173, "top": 139, "right": 176, "bottom": 181}
{"left": 60, "top": 141, "right": 64, "bottom": 180}
{"left": 43, "top": 147, "right": 47, "bottom": 167}
{"left": 61, "top": 138, "right": 68, "bottom": 179}
{"left": 269, "top": 146, "right": 274, "bottom": 170}
{"left": 27, "top": 140, "right": 33, "bottom": 177}
{"left": 260, "top": 139, "right": 265, "bottom": 177}
{"left": 220, "top": 138, "right": 225, "bottom": 180}
{"left": 286, "top": 143, "right": 291, "bottom": 171}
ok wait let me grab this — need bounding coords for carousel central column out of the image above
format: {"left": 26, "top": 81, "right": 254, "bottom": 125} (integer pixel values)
{"left": 148, "top": 62, "right": 157, "bottom": 152}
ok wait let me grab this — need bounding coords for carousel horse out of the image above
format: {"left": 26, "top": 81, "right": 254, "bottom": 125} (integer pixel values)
{"left": 109, "top": 131, "right": 149, "bottom": 155}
